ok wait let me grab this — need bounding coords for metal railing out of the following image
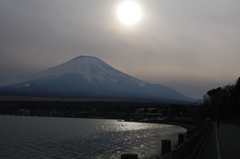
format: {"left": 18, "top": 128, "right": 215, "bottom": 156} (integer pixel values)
{"left": 121, "top": 121, "right": 212, "bottom": 159}
{"left": 160, "top": 121, "right": 212, "bottom": 159}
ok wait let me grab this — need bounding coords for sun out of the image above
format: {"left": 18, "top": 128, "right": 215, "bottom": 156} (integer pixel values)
{"left": 117, "top": 1, "right": 142, "bottom": 26}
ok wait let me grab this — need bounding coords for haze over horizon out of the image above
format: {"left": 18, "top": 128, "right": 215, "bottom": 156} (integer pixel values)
{"left": 1, "top": 0, "right": 240, "bottom": 99}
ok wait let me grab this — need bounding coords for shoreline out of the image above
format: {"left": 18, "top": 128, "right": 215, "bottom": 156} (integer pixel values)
{"left": 0, "top": 114, "right": 202, "bottom": 130}
{"left": 138, "top": 120, "right": 203, "bottom": 130}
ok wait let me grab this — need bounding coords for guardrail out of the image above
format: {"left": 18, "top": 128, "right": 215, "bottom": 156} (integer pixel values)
{"left": 121, "top": 121, "right": 212, "bottom": 159}
{"left": 159, "top": 121, "right": 212, "bottom": 159}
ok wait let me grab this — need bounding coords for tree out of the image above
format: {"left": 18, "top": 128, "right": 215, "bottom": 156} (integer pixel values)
{"left": 232, "top": 77, "right": 240, "bottom": 106}
{"left": 202, "top": 77, "right": 240, "bottom": 121}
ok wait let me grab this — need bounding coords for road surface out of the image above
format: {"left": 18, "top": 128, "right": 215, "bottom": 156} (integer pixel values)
{"left": 201, "top": 123, "right": 240, "bottom": 159}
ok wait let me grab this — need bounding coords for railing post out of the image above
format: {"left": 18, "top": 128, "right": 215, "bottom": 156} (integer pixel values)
{"left": 178, "top": 134, "right": 186, "bottom": 159}
{"left": 121, "top": 154, "right": 138, "bottom": 159}
{"left": 187, "top": 129, "right": 195, "bottom": 158}
{"left": 178, "top": 134, "right": 185, "bottom": 145}
{"left": 187, "top": 129, "right": 194, "bottom": 139}
{"left": 162, "top": 140, "right": 171, "bottom": 156}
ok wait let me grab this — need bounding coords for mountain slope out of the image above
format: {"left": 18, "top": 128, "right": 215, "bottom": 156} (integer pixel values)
{"left": 0, "top": 56, "right": 195, "bottom": 102}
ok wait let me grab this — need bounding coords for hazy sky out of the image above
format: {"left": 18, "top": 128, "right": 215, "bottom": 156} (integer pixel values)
{"left": 1, "top": 0, "right": 240, "bottom": 99}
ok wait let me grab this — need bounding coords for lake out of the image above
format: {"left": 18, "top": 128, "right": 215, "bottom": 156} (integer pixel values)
{"left": 0, "top": 116, "right": 186, "bottom": 159}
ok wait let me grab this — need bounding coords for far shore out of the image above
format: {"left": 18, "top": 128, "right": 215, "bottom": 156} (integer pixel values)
{"left": 138, "top": 120, "right": 203, "bottom": 130}
{"left": 0, "top": 114, "right": 203, "bottom": 131}
{"left": 0, "top": 96, "right": 159, "bottom": 102}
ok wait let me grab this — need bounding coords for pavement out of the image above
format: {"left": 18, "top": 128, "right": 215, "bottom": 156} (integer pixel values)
{"left": 201, "top": 122, "right": 240, "bottom": 159}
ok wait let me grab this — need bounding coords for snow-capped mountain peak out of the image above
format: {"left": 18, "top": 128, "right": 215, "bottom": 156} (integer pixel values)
{"left": 0, "top": 56, "right": 195, "bottom": 102}
{"left": 0, "top": 56, "right": 146, "bottom": 87}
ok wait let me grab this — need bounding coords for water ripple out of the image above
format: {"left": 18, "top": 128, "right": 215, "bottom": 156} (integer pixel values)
{"left": 0, "top": 116, "right": 186, "bottom": 159}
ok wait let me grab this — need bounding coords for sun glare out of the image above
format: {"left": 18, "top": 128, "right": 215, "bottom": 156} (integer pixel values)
{"left": 117, "top": 1, "right": 142, "bottom": 26}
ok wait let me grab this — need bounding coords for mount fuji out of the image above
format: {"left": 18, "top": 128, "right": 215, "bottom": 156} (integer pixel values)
{"left": 0, "top": 56, "right": 195, "bottom": 102}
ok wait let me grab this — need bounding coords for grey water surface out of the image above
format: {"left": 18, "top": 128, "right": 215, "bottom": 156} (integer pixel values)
{"left": 0, "top": 116, "right": 186, "bottom": 159}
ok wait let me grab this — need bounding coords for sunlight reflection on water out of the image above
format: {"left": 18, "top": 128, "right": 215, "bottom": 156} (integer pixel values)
{"left": 0, "top": 116, "right": 186, "bottom": 159}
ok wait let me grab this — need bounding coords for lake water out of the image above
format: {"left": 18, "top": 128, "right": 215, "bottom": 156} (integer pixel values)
{"left": 0, "top": 116, "right": 186, "bottom": 159}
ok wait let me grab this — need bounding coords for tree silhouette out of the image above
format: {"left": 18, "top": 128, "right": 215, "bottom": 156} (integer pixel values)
{"left": 202, "top": 77, "right": 240, "bottom": 121}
